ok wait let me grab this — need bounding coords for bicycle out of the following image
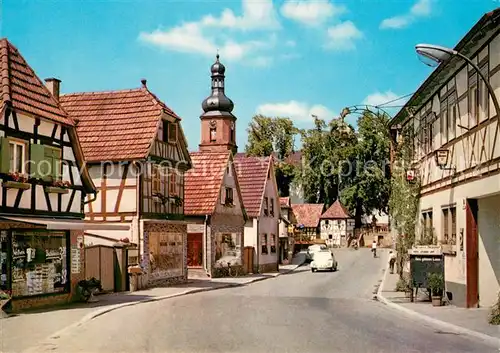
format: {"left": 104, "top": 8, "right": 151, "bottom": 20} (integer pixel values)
{"left": 226, "top": 262, "right": 243, "bottom": 277}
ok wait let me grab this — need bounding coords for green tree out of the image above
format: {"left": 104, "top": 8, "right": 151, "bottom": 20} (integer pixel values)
{"left": 340, "top": 111, "right": 391, "bottom": 228}
{"left": 388, "top": 125, "right": 420, "bottom": 278}
{"left": 245, "top": 115, "right": 300, "bottom": 196}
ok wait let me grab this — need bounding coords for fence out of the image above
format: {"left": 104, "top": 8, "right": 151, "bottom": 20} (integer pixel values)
{"left": 85, "top": 245, "right": 128, "bottom": 292}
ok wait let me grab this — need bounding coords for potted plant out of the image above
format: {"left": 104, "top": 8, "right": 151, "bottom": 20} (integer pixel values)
{"left": 4, "top": 172, "right": 30, "bottom": 189}
{"left": 0, "top": 290, "right": 12, "bottom": 317}
{"left": 427, "top": 272, "right": 444, "bottom": 306}
{"left": 45, "top": 179, "right": 71, "bottom": 194}
{"left": 77, "top": 277, "right": 102, "bottom": 303}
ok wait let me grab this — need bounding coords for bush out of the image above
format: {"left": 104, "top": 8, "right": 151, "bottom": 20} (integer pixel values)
{"left": 427, "top": 272, "right": 444, "bottom": 296}
{"left": 395, "top": 276, "right": 411, "bottom": 292}
{"left": 489, "top": 292, "right": 500, "bottom": 325}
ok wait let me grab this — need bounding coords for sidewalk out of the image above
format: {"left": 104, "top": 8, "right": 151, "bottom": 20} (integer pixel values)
{"left": 1, "top": 253, "right": 306, "bottom": 353}
{"left": 377, "top": 264, "right": 500, "bottom": 346}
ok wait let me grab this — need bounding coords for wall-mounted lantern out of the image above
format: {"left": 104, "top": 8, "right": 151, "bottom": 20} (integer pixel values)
{"left": 434, "top": 149, "right": 455, "bottom": 172}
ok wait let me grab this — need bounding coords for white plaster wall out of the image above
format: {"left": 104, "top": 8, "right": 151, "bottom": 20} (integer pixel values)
{"left": 419, "top": 173, "right": 500, "bottom": 290}
{"left": 477, "top": 194, "right": 500, "bottom": 307}
{"left": 244, "top": 218, "right": 258, "bottom": 248}
{"left": 258, "top": 175, "right": 279, "bottom": 265}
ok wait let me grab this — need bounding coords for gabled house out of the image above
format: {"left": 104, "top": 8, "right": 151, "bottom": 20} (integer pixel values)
{"left": 389, "top": 9, "right": 500, "bottom": 308}
{"left": 0, "top": 39, "right": 97, "bottom": 310}
{"left": 184, "top": 151, "right": 246, "bottom": 277}
{"left": 319, "top": 200, "right": 354, "bottom": 248}
{"left": 60, "top": 79, "right": 192, "bottom": 287}
{"left": 290, "top": 203, "right": 324, "bottom": 252}
{"left": 234, "top": 154, "right": 279, "bottom": 273}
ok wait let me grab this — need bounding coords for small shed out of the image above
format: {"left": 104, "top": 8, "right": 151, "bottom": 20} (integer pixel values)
{"left": 320, "top": 200, "right": 355, "bottom": 247}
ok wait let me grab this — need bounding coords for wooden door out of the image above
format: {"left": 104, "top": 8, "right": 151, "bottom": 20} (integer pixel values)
{"left": 187, "top": 233, "right": 203, "bottom": 268}
{"left": 466, "top": 198, "right": 479, "bottom": 308}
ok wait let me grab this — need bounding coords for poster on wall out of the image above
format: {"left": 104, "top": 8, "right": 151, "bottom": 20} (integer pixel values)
{"left": 71, "top": 245, "right": 81, "bottom": 274}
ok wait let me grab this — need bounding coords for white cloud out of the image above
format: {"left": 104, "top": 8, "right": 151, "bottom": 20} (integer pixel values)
{"left": 380, "top": 0, "right": 432, "bottom": 30}
{"left": 362, "top": 91, "right": 400, "bottom": 107}
{"left": 256, "top": 101, "right": 334, "bottom": 122}
{"left": 280, "top": 0, "right": 346, "bottom": 26}
{"left": 139, "top": 0, "right": 288, "bottom": 67}
{"left": 201, "top": 0, "right": 280, "bottom": 30}
{"left": 411, "top": 0, "right": 431, "bottom": 16}
{"left": 324, "top": 21, "right": 363, "bottom": 51}
{"left": 380, "top": 16, "right": 411, "bottom": 29}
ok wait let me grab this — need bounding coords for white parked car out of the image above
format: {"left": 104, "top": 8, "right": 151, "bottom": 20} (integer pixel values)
{"left": 306, "top": 244, "right": 327, "bottom": 262}
{"left": 311, "top": 250, "right": 338, "bottom": 272}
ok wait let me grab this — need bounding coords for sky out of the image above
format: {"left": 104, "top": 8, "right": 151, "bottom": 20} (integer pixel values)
{"left": 2, "top": 0, "right": 497, "bottom": 151}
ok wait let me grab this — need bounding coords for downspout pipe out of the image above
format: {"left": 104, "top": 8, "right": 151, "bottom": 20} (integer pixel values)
{"left": 204, "top": 214, "right": 209, "bottom": 272}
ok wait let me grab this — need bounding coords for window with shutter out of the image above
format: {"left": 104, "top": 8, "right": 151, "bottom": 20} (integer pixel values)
{"left": 169, "top": 172, "right": 177, "bottom": 195}
{"left": 168, "top": 122, "right": 177, "bottom": 143}
{"left": 7, "top": 139, "right": 27, "bottom": 174}
{"left": 450, "top": 207, "right": 457, "bottom": 245}
{"left": 152, "top": 165, "right": 161, "bottom": 194}
{"left": 30, "top": 144, "right": 45, "bottom": 179}
{"left": 442, "top": 209, "right": 449, "bottom": 243}
{"left": 270, "top": 198, "right": 274, "bottom": 216}
{"left": 44, "top": 146, "right": 62, "bottom": 180}
{"left": 270, "top": 234, "right": 276, "bottom": 253}
{"left": 264, "top": 197, "right": 269, "bottom": 216}
{"left": 158, "top": 121, "right": 164, "bottom": 141}
{"left": 261, "top": 234, "right": 268, "bottom": 254}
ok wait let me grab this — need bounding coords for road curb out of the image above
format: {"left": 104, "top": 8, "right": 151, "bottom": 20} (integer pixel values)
{"left": 376, "top": 262, "right": 500, "bottom": 348}
{"left": 22, "top": 261, "right": 305, "bottom": 353}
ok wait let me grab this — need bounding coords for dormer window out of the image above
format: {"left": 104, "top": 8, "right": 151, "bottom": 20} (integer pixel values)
{"left": 168, "top": 122, "right": 177, "bottom": 143}
{"left": 210, "top": 127, "right": 217, "bottom": 142}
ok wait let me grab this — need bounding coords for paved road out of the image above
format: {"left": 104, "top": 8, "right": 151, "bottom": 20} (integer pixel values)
{"left": 31, "top": 249, "right": 496, "bottom": 353}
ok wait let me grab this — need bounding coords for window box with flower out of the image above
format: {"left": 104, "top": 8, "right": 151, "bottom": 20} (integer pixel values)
{"left": 45, "top": 180, "right": 72, "bottom": 194}
{"left": 3, "top": 172, "right": 30, "bottom": 190}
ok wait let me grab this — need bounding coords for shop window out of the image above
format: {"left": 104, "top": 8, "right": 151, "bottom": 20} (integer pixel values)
{"left": 214, "top": 233, "right": 241, "bottom": 265}
{"left": 2, "top": 230, "right": 69, "bottom": 297}
{"left": 149, "top": 232, "right": 183, "bottom": 275}
{"left": 261, "top": 234, "right": 268, "bottom": 254}
{"left": 270, "top": 234, "right": 276, "bottom": 253}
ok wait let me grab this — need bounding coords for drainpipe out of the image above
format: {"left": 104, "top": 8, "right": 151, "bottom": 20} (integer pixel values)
{"left": 256, "top": 218, "right": 260, "bottom": 273}
{"left": 204, "top": 214, "right": 209, "bottom": 272}
{"left": 133, "top": 161, "right": 142, "bottom": 269}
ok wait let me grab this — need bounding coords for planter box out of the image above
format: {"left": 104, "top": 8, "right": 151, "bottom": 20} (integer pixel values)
{"left": 45, "top": 186, "right": 69, "bottom": 194}
{"left": 442, "top": 244, "right": 457, "bottom": 255}
{"left": 4, "top": 181, "right": 30, "bottom": 190}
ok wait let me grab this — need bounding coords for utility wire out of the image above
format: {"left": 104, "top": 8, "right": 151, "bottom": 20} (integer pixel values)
{"left": 376, "top": 92, "right": 415, "bottom": 107}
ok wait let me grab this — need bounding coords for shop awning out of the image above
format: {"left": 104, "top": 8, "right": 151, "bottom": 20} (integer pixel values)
{"left": 0, "top": 216, "right": 130, "bottom": 230}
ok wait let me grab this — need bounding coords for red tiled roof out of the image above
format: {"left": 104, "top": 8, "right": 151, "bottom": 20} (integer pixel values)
{"left": 233, "top": 153, "right": 271, "bottom": 218}
{"left": 60, "top": 85, "right": 181, "bottom": 162}
{"left": 321, "top": 200, "right": 352, "bottom": 219}
{"left": 0, "top": 38, "right": 73, "bottom": 125}
{"left": 291, "top": 203, "right": 324, "bottom": 228}
{"left": 280, "top": 197, "right": 290, "bottom": 208}
{"left": 184, "top": 151, "right": 230, "bottom": 215}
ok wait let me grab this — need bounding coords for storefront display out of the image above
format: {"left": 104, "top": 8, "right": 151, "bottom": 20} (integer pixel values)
{"left": 149, "top": 232, "right": 183, "bottom": 277}
{"left": 215, "top": 233, "right": 241, "bottom": 265}
{"left": 3, "top": 231, "right": 69, "bottom": 297}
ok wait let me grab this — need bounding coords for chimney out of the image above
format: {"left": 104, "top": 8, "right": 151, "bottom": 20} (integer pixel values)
{"left": 45, "top": 78, "right": 61, "bottom": 101}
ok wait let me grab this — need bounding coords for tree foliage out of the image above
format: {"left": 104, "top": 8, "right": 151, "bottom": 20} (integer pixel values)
{"left": 245, "top": 115, "right": 300, "bottom": 196}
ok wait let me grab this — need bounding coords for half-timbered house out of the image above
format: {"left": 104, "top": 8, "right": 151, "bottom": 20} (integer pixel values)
{"left": 60, "top": 80, "right": 192, "bottom": 287}
{"left": 0, "top": 38, "right": 100, "bottom": 310}
{"left": 234, "top": 154, "right": 280, "bottom": 273}
{"left": 319, "top": 200, "right": 354, "bottom": 248}
{"left": 389, "top": 9, "right": 500, "bottom": 308}
{"left": 290, "top": 203, "right": 324, "bottom": 252}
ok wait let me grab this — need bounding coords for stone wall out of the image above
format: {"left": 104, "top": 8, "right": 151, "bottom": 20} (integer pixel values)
{"left": 11, "top": 229, "right": 85, "bottom": 311}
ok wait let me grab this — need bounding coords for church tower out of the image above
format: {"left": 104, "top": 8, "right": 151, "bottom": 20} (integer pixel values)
{"left": 199, "top": 54, "right": 237, "bottom": 154}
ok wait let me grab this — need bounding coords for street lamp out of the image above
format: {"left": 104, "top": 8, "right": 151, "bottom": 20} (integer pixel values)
{"left": 415, "top": 43, "right": 500, "bottom": 118}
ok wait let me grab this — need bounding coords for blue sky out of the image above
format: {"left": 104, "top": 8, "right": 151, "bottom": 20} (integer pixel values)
{"left": 2, "top": 0, "right": 497, "bottom": 151}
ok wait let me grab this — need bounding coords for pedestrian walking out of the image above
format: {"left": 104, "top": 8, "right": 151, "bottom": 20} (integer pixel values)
{"left": 389, "top": 250, "right": 396, "bottom": 274}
